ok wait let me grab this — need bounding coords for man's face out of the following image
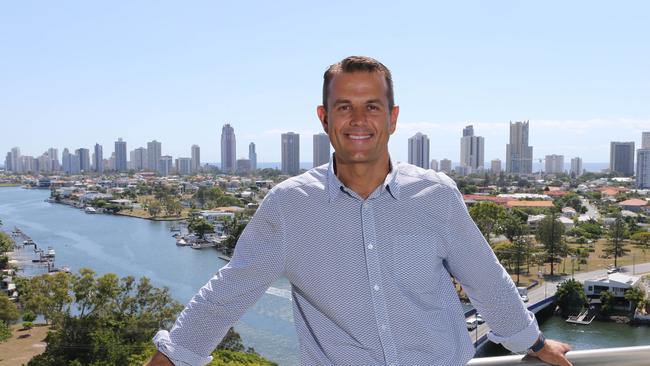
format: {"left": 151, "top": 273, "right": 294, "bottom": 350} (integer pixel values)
{"left": 317, "top": 71, "right": 399, "bottom": 166}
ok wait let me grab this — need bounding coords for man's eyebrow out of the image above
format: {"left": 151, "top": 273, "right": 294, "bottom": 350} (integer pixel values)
{"left": 332, "top": 99, "right": 351, "bottom": 105}
{"left": 365, "top": 99, "right": 384, "bottom": 105}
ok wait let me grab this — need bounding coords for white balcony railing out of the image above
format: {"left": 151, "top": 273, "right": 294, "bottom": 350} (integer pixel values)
{"left": 467, "top": 345, "right": 650, "bottom": 366}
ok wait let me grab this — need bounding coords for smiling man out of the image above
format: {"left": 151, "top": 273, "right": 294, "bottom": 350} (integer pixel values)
{"left": 146, "top": 56, "right": 572, "bottom": 366}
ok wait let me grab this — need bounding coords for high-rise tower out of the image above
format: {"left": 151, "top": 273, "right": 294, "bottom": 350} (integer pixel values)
{"left": 191, "top": 145, "right": 201, "bottom": 173}
{"left": 248, "top": 142, "right": 257, "bottom": 171}
{"left": 460, "top": 125, "right": 484, "bottom": 172}
{"left": 115, "top": 138, "right": 127, "bottom": 172}
{"left": 313, "top": 133, "right": 330, "bottom": 167}
{"left": 408, "top": 132, "right": 430, "bottom": 169}
{"left": 221, "top": 124, "right": 236, "bottom": 173}
{"left": 506, "top": 121, "right": 533, "bottom": 174}
{"left": 610, "top": 141, "right": 635, "bottom": 176}
{"left": 147, "top": 140, "right": 162, "bottom": 173}
{"left": 281, "top": 132, "right": 300, "bottom": 176}
{"left": 94, "top": 144, "right": 104, "bottom": 173}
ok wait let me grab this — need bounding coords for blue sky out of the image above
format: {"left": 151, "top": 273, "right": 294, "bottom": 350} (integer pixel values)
{"left": 1, "top": 1, "right": 648, "bottom": 165}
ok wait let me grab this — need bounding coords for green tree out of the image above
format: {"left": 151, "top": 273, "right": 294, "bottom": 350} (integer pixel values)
{"left": 188, "top": 217, "right": 215, "bottom": 239}
{"left": 146, "top": 200, "right": 163, "bottom": 218}
{"left": 0, "top": 293, "right": 20, "bottom": 325}
{"left": 468, "top": 201, "right": 506, "bottom": 243}
{"left": 222, "top": 215, "right": 248, "bottom": 256}
{"left": 605, "top": 215, "right": 629, "bottom": 268}
{"left": 555, "top": 279, "right": 587, "bottom": 317}
{"left": 624, "top": 287, "right": 646, "bottom": 311}
{"left": 536, "top": 212, "right": 567, "bottom": 276}
{"left": 600, "top": 290, "right": 615, "bottom": 317}
{"left": 0, "top": 232, "right": 13, "bottom": 253}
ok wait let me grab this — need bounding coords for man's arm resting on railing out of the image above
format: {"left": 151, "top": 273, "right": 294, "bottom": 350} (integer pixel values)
{"left": 145, "top": 351, "right": 174, "bottom": 366}
{"left": 529, "top": 337, "right": 573, "bottom": 366}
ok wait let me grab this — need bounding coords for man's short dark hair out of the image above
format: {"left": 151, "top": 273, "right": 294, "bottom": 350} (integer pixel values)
{"left": 322, "top": 56, "right": 394, "bottom": 111}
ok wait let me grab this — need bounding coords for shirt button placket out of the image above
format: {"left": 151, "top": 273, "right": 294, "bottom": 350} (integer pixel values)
{"left": 362, "top": 201, "right": 399, "bottom": 365}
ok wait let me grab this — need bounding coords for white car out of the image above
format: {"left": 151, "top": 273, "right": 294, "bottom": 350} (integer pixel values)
{"left": 466, "top": 318, "right": 478, "bottom": 330}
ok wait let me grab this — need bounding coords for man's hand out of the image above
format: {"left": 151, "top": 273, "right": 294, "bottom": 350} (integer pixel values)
{"left": 144, "top": 351, "right": 174, "bottom": 366}
{"left": 529, "top": 338, "right": 572, "bottom": 366}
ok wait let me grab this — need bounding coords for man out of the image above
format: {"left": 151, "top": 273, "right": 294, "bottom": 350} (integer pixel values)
{"left": 147, "top": 56, "right": 572, "bottom": 365}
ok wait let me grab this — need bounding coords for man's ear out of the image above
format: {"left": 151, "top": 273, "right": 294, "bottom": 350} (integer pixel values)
{"left": 317, "top": 105, "right": 328, "bottom": 133}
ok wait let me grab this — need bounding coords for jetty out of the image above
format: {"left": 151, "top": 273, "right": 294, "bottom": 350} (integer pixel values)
{"left": 566, "top": 308, "right": 596, "bottom": 325}
{"left": 8, "top": 226, "right": 68, "bottom": 273}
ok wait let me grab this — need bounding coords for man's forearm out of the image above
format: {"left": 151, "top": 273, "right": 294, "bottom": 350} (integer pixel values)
{"left": 145, "top": 351, "right": 174, "bottom": 366}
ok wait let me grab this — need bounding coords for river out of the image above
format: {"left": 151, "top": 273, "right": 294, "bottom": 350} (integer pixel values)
{"left": 1, "top": 186, "right": 649, "bottom": 364}
{"left": 0, "top": 187, "right": 298, "bottom": 365}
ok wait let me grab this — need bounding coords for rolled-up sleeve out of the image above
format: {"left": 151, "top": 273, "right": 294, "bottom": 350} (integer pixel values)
{"left": 153, "top": 190, "right": 287, "bottom": 365}
{"left": 441, "top": 185, "right": 539, "bottom": 353}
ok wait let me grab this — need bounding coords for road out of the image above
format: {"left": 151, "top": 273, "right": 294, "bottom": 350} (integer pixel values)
{"left": 581, "top": 198, "right": 600, "bottom": 220}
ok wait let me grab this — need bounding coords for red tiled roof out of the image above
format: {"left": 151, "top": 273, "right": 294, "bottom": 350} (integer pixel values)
{"left": 618, "top": 199, "right": 649, "bottom": 207}
{"left": 506, "top": 201, "right": 554, "bottom": 208}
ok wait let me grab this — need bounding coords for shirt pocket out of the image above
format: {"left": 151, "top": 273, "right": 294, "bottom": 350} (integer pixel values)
{"left": 391, "top": 234, "right": 446, "bottom": 310}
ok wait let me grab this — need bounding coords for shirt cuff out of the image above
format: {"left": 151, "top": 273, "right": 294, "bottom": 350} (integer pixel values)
{"left": 486, "top": 312, "right": 540, "bottom": 353}
{"left": 153, "top": 330, "right": 213, "bottom": 366}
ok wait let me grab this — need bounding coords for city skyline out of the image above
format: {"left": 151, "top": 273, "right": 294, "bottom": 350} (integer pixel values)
{"left": 1, "top": 2, "right": 648, "bottom": 164}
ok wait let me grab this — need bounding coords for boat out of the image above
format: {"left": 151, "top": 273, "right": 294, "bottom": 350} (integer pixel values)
{"left": 467, "top": 313, "right": 485, "bottom": 325}
{"left": 566, "top": 309, "right": 595, "bottom": 325}
{"left": 176, "top": 238, "right": 189, "bottom": 246}
{"left": 191, "top": 241, "right": 217, "bottom": 249}
{"left": 45, "top": 247, "right": 56, "bottom": 258}
{"left": 85, "top": 207, "right": 97, "bottom": 214}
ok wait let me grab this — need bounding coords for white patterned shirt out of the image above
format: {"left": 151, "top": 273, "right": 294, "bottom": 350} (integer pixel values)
{"left": 154, "top": 160, "right": 539, "bottom": 365}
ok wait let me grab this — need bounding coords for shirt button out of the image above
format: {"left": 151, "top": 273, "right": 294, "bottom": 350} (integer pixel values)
{"left": 373, "top": 284, "right": 380, "bottom": 291}
{"left": 381, "top": 324, "right": 387, "bottom": 331}
{"left": 368, "top": 244, "right": 374, "bottom": 249}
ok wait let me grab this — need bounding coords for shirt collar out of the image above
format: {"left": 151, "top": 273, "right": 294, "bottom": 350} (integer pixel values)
{"left": 326, "top": 154, "right": 400, "bottom": 203}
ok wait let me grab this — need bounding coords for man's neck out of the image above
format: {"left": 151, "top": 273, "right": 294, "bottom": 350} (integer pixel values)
{"left": 334, "top": 155, "right": 391, "bottom": 200}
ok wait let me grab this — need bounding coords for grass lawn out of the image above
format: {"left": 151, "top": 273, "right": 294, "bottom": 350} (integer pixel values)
{"left": 0, "top": 324, "right": 49, "bottom": 366}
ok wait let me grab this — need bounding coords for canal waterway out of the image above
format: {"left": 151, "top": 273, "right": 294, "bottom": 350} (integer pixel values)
{"left": 2, "top": 186, "right": 649, "bottom": 364}
{"left": 0, "top": 187, "right": 298, "bottom": 365}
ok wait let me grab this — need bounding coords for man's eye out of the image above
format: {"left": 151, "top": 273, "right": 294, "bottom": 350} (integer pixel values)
{"left": 367, "top": 105, "right": 379, "bottom": 111}
{"left": 338, "top": 105, "right": 351, "bottom": 111}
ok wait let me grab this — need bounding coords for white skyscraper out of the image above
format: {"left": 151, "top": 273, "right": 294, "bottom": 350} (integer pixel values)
{"left": 408, "top": 132, "right": 430, "bottom": 169}
{"left": 491, "top": 159, "right": 502, "bottom": 173}
{"left": 610, "top": 141, "right": 635, "bottom": 176}
{"left": 642, "top": 132, "right": 650, "bottom": 149}
{"left": 313, "top": 133, "right": 330, "bottom": 167}
{"left": 570, "top": 157, "right": 583, "bottom": 177}
{"left": 132, "top": 147, "right": 147, "bottom": 171}
{"left": 545, "top": 155, "right": 564, "bottom": 174}
{"left": 637, "top": 149, "right": 650, "bottom": 189}
{"left": 147, "top": 140, "right": 162, "bottom": 173}
{"left": 176, "top": 157, "right": 192, "bottom": 176}
{"left": 94, "top": 144, "right": 104, "bottom": 173}
{"left": 191, "top": 145, "right": 201, "bottom": 173}
{"left": 62, "top": 148, "right": 71, "bottom": 174}
{"left": 248, "top": 142, "right": 257, "bottom": 171}
{"left": 221, "top": 124, "right": 236, "bottom": 173}
{"left": 10, "top": 147, "right": 20, "bottom": 173}
{"left": 48, "top": 148, "right": 59, "bottom": 172}
{"left": 281, "top": 132, "right": 300, "bottom": 175}
{"left": 114, "top": 138, "right": 127, "bottom": 172}
{"left": 506, "top": 121, "right": 533, "bottom": 174}
{"left": 460, "top": 125, "right": 484, "bottom": 172}
{"left": 440, "top": 159, "right": 452, "bottom": 173}
{"left": 159, "top": 156, "right": 173, "bottom": 176}
{"left": 430, "top": 159, "right": 438, "bottom": 171}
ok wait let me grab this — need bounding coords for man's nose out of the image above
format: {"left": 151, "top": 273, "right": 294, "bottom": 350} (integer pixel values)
{"left": 350, "top": 107, "right": 367, "bottom": 126}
